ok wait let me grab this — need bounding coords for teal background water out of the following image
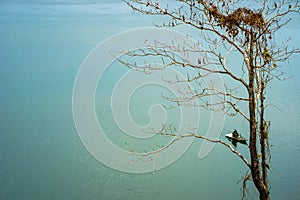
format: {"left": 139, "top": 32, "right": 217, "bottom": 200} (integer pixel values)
{"left": 0, "top": 1, "right": 299, "bottom": 199}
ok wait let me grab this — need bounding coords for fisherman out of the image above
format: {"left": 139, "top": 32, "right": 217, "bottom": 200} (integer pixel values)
{"left": 232, "top": 129, "right": 239, "bottom": 138}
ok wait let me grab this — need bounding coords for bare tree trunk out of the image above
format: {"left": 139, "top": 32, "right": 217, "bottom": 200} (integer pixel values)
{"left": 248, "top": 70, "right": 269, "bottom": 200}
{"left": 249, "top": 36, "right": 270, "bottom": 200}
{"left": 259, "top": 80, "right": 268, "bottom": 187}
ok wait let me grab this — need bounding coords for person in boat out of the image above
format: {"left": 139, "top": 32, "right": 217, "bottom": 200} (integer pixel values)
{"left": 232, "top": 129, "right": 239, "bottom": 138}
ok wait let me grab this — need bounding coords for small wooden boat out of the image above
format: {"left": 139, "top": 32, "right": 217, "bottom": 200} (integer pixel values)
{"left": 225, "top": 133, "right": 247, "bottom": 145}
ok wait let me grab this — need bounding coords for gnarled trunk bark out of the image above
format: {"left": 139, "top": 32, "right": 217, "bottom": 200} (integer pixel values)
{"left": 259, "top": 80, "right": 268, "bottom": 186}
{"left": 248, "top": 37, "right": 270, "bottom": 200}
{"left": 248, "top": 70, "right": 269, "bottom": 200}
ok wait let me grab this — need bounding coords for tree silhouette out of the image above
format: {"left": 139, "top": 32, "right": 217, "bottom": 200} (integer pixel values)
{"left": 120, "top": 1, "right": 299, "bottom": 199}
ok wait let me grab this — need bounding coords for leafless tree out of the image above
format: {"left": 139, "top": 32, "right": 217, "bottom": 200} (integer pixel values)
{"left": 119, "top": 0, "right": 300, "bottom": 199}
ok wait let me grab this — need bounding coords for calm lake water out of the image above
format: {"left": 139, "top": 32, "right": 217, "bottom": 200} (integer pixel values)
{"left": 0, "top": 1, "right": 299, "bottom": 199}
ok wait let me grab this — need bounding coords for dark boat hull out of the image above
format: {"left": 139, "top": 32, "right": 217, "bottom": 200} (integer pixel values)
{"left": 225, "top": 133, "right": 247, "bottom": 145}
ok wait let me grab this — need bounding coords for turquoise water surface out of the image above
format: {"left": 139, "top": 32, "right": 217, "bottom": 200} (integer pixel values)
{"left": 0, "top": 1, "right": 299, "bottom": 199}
